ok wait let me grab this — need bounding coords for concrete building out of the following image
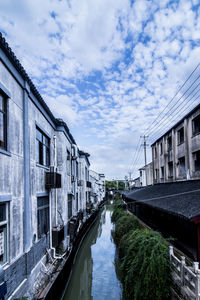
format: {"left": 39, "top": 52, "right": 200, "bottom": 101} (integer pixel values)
{"left": 152, "top": 103, "right": 200, "bottom": 184}
{"left": 0, "top": 33, "right": 104, "bottom": 299}
{"left": 89, "top": 171, "right": 105, "bottom": 207}
{"left": 139, "top": 162, "right": 153, "bottom": 186}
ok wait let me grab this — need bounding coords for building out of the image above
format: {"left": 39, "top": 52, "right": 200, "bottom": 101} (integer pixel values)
{"left": 139, "top": 162, "right": 153, "bottom": 186}
{"left": 0, "top": 32, "right": 104, "bottom": 299}
{"left": 152, "top": 104, "right": 200, "bottom": 183}
{"left": 89, "top": 171, "right": 105, "bottom": 207}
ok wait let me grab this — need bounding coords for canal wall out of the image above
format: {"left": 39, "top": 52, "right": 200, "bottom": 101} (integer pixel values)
{"left": 37, "top": 204, "right": 104, "bottom": 300}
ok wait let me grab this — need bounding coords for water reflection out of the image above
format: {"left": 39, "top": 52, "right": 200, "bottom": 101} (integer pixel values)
{"left": 63, "top": 204, "right": 122, "bottom": 300}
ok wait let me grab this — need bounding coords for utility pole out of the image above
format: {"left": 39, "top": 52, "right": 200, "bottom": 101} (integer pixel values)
{"left": 141, "top": 135, "right": 149, "bottom": 186}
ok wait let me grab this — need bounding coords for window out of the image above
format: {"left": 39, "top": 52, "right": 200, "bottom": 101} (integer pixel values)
{"left": 167, "top": 136, "right": 172, "bottom": 151}
{"left": 192, "top": 115, "right": 200, "bottom": 135}
{"left": 179, "top": 157, "right": 186, "bottom": 176}
{"left": 160, "top": 166, "right": 164, "bottom": 179}
{"left": 36, "top": 127, "right": 50, "bottom": 166}
{"left": 0, "top": 203, "right": 8, "bottom": 264}
{"left": 140, "top": 170, "right": 142, "bottom": 177}
{"left": 155, "top": 169, "right": 159, "bottom": 181}
{"left": 160, "top": 143, "right": 163, "bottom": 155}
{"left": 37, "top": 197, "right": 49, "bottom": 239}
{"left": 68, "top": 194, "right": 73, "bottom": 219}
{"left": 154, "top": 147, "right": 157, "bottom": 158}
{"left": 177, "top": 127, "right": 184, "bottom": 145}
{"left": 67, "top": 150, "right": 71, "bottom": 176}
{"left": 193, "top": 150, "right": 200, "bottom": 172}
{"left": 0, "top": 94, "right": 7, "bottom": 149}
{"left": 168, "top": 162, "right": 173, "bottom": 177}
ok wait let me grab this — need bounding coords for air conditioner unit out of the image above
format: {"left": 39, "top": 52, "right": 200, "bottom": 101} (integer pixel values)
{"left": 71, "top": 175, "right": 76, "bottom": 182}
{"left": 45, "top": 171, "right": 61, "bottom": 189}
{"left": 52, "top": 226, "right": 64, "bottom": 248}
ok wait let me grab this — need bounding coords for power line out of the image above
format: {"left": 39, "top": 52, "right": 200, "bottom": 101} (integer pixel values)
{"left": 143, "top": 62, "right": 200, "bottom": 136}
{"left": 146, "top": 73, "right": 200, "bottom": 137}
{"left": 149, "top": 87, "right": 200, "bottom": 142}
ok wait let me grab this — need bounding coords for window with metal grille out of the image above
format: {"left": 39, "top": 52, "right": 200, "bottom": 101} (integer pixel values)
{"left": 0, "top": 94, "right": 7, "bottom": 150}
{"left": 37, "top": 197, "right": 49, "bottom": 239}
{"left": 36, "top": 127, "right": 50, "bottom": 166}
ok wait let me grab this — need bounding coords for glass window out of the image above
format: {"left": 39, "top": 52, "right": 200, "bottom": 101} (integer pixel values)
{"left": 160, "top": 143, "right": 163, "bottom": 155}
{"left": 167, "top": 136, "right": 172, "bottom": 151}
{"left": 0, "top": 94, "right": 7, "bottom": 149}
{"left": 193, "top": 151, "right": 200, "bottom": 172}
{"left": 192, "top": 115, "right": 200, "bottom": 135}
{"left": 37, "top": 197, "right": 49, "bottom": 239}
{"left": 160, "top": 166, "right": 164, "bottom": 179}
{"left": 177, "top": 127, "right": 184, "bottom": 145}
{"left": 36, "top": 127, "right": 50, "bottom": 166}
{"left": 179, "top": 157, "right": 186, "bottom": 176}
{"left": 0, "top": 203, "right": 8, "bottom": 265}
{"left": 168, "top": 162, "right": 173, "bottom": 177}
{"left": 68, "top": 194, "right": 73, "bottom": 219}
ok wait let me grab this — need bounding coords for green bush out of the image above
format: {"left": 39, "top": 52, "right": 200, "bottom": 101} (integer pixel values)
{"left": 120, "top": 229, "right": 171, "bottom": 300}
{"left": 111, "top": 207, "right": 126, "bottom": 223}
{"left": 114, "top": 215, "right": 141, "bottom": 246}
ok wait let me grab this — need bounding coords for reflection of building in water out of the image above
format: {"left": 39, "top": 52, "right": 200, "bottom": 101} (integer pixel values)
{"left": 63, "top": 216, "right": 101, "bottom": 300}
{"left": 96, "top": 209, "right": 106, "bottom": 239}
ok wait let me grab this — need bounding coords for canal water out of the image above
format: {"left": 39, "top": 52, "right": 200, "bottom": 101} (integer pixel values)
{"left": 63, "top": 203, "right": 122, "bottom": 300}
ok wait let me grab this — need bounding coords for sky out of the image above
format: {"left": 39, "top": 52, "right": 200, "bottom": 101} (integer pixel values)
{"left": 0, "top": 0, "right": 200, "bottom": 180}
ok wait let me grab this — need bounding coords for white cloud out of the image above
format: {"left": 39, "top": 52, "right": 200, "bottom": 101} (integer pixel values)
{"left": 0, "top": 0, "right": 200, "bottom": 179}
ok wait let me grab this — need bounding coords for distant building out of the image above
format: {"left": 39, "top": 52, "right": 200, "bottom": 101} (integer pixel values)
{"left": 152, "top": 104, "right": 200, "bottom": 183}
{"left": 89, "top": 171, "right": 105, "bottom": 207}
{"left": 139, "top": 162, "right": 153, "bottom": 186}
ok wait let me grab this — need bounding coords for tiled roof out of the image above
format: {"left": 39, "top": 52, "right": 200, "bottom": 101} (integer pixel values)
{"left": 0, "top": 32, "right": 76, "bottom": 144}
{"left": 124, "top": 180, "right": 200, "bottom": 220}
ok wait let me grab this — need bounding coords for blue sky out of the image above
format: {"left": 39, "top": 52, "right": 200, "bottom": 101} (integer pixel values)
{"left": 1, "top": 0, "right": 200, "bottom": 179}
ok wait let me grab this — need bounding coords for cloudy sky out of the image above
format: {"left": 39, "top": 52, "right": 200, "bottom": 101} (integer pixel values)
{"left": 0, "top": 0, "right": 200, "bottom": 180}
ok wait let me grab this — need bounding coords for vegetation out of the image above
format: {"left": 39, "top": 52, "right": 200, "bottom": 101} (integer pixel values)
{"left": 111, "top": 195, "right": 171, "bottom": 300}
{"left": 105, "top": 180, "right": 125, "bottom": 190}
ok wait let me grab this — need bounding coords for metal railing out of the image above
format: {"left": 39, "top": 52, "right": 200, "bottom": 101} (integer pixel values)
{"left": 170, "top": 246, "right": 200, "bottom": 300}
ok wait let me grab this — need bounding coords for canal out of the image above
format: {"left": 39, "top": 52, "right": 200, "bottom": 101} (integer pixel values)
{"left": 63, "top": 202, "right": 122, "bottom": 300}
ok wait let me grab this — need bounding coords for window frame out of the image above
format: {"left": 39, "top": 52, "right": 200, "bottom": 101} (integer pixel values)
{"left": 0, "top": 202, "right": 9, "bottom": 265}
{"left": 167, "top": 136, "right": 172, "bottom": 151}
{"left": 192, "top": 115, "right": 200, "bottom": 136}
{"left": 36, "top": 126, "right": 50, "bottom": 167}
{"left": 0, "top": 93, "right": 7, "bottom": 150}
{"left": 168, "top": 161, "right": 173, "bottom": 177}
{"left": 177, "top": 127, "right": 184, "bottom": 145}
{"left": 178, "top": 156, "right": 186, "bottom": 176}
{"left": 193, "top": 150, "right": 200, "bottom": 172}
{"left": 37, "top": 196, "right": 50, "bottom": 239}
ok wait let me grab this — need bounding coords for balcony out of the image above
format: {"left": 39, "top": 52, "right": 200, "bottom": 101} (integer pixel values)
{"left": 45, "top": 172, "right": 61, "bottom": 189}
{"left": 86, "top": 181, "right": 92, "bottom": 188}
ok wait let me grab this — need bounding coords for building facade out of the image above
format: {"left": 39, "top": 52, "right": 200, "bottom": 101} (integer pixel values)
{"left": 139, "top": 162, "right": 153, "bottom": 186}
{"left": 89, "top": 171, "right": 105, "bottom": 207}
{"left": 0, "top": 33, "right": 104, "bottom": 299}
{"left": 152, "top": 104, "right": 200, "bottom": 184}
